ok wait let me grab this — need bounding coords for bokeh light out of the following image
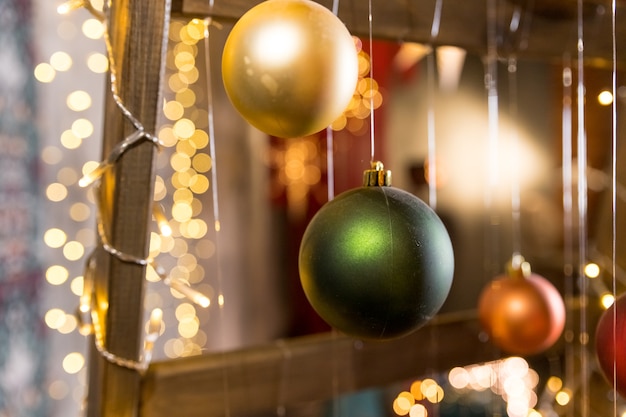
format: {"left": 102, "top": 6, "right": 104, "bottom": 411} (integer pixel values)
{"left": 62, "top": 353, "right": 85, "bottom": 374}
{"left": 34, "top": 62, "right": 56, "bottom": 82}
{"left": 50, "top": 51, "right": 72, "bottom": 71}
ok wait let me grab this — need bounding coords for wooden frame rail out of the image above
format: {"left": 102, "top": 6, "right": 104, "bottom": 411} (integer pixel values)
{"left": 140, "top": 312, "right": 497, "bottom": 417}
{"left": 172, "top": 0, "right": 626, "bottom": 68}
{"left": 85, "top": 0, "right": 170, "bottom": 416}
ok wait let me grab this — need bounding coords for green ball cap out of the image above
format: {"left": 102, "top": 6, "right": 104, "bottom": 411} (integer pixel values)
{"left": 299, "top": 186, "right": 454, "bottom": 340}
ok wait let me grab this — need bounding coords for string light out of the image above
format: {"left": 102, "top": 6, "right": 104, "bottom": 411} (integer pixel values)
{"left": 78, "top": 129, "right": 161, "bottom": 187}
{"left": 50, "top": 2, "right": 218, "bottom": 376}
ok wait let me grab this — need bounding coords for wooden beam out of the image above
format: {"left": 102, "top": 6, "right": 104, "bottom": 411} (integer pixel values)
{"left": 85, "top": 0, "right": 170, "bottom": 416}
{"left": 140, "top": 312, "right": 500, "bottom": 417}
{"left": 172, "top": 0, "right": 626, "bottom": 68}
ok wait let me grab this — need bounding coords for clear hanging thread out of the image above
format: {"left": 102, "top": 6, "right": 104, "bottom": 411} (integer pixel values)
{"left": 203, "top": 17, "right": 231, "bottom": 417}
{"left": 575, "top": 0, "right": 589, "bottom": 415}
{"left": 326, "top": 0, "right": 339, "bottom": 202}
{"left": 367, "top": 0, "right": 375, "bottom": 163}
{"left": 425, "top": 0, "right": 442, "bottom": 211}
{"left": 483, "top": 0, "right": 501, "bottom": 290}
{"left": 561, "top": 56, "right": 575, "bottom": 417}
{"left": 507, "top": 57, "right": 521, "bottom": 258}
{"left": 610, "top": 0, "right": 618, "bottom": 415}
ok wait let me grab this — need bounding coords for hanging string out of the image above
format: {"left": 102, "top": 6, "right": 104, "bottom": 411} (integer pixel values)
{"left": 367, "top": 0, "right": 375, "bottom": 162}
{"left": 331, "top": 0, "right": 339, "bottom": 18}
{"left": 325, "top": 0, "right": 341, "bottom": 202}
{"left": 203, "top": 17, "right": 232, "bottom": 417}
{"left": 485, "top": 0, "right": 499, "bottom": 204}
{"left": 610, "top": 0, "right": 618, "bottom": 415}
{"left": 425, "top": 56, "right": 437, "bottom": 209}
{"left": 423, "top": 4, "right": 443, "bottom": 404}
{"left": 507, "top": 56, "right": 521, "bottom": 257}
{"left": 426, "top": 0, "right": 442, "bottom": 211}
{"left": 430, "top": 0, "right": 443, "bottom": 40}
{"left": 505, "top": 1, "right": 534, "bottom": 261}
{"left": 202, "top": 15, "right": 228, "bottom": 333}
{"left": 328, "top": 2, "right": 341, "bottom": 417}
{"left": 575, "top": 0, "right": 589, "bottom": 415}
{"left": 483, "top": 0, "right": 501, "bottom": 295}
{"left": 484, "top": 1, "right": 501, "bottom": 412}
{"left": 561, "top": 56, "right": 575, "bottom": 417}
{"left": 326, "top": 128, "right": 335, "bottom": 201}
{"left": 275, "top": 340, "right": 292, "bottom": 417}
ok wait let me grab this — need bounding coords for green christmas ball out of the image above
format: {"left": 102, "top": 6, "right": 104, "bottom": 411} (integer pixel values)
{"left": 299, "top": 185, "right": 454, "bottom": 340}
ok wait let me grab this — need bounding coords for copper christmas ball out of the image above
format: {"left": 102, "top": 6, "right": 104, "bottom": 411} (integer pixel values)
{"left": 595, "top": 293, "right": 626, "bottom": 398}
{"left": 298, "top": 166, "right": 454, "bottom": 340}
{"left": 222, "top": 0, "right": 359, "bottom": 138}
{"left": 478, "top": 260, "right": 565, "bottom": 356}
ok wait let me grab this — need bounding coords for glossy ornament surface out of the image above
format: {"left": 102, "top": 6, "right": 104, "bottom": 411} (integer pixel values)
{"left": 299, "top": 165, "right": 454, "bottom": 339}
{"left": 222, "top": 0, "right": 359, "bottom": 138}
{"left": 478, "top": 258, "right": 566, "bottom": 356}
{"left": 595, "top": 293, "right": 626, "bottom": 398}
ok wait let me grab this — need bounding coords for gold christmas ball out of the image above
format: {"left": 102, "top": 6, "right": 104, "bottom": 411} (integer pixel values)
{"left": 222, "top": 0, "right": 359, "bottom": 138}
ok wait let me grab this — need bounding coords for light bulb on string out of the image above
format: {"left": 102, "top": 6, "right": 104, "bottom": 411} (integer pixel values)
{"left": 143, "top": 308, "right": 163, "bottom": 364}
{"left": 153, "top": 202, "right": 172, "bottom": 237}
{"left": 58, "top": 0, "right": 86, "bottom": 15}
{"left": 58, "top": 0, "right": 105, "bottom": 21}
{"left": 165, "top": 277, "right": 211, "bottom": 308}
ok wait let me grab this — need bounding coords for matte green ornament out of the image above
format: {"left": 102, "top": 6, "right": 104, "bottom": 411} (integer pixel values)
{"left": 299, "top": 162, "right": 454, "bottom": 340}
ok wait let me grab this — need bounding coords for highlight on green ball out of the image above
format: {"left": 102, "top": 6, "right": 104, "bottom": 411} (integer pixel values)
{"left": 298, "top": 162, "right": 454, "bottom": 340}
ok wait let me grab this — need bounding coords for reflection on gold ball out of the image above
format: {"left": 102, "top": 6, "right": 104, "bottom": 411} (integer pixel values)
{"left": 222, "top": 0, "right": 359, "bottom": 138}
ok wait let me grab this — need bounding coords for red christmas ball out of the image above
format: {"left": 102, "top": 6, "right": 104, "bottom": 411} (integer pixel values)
{"left": 478, "top": 261, "right": 565, "bottom": 356}
{"left": 595, "top": 293, "right": 626, "bottom": 398}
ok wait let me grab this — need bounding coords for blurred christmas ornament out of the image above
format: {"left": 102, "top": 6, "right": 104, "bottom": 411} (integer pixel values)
{"left": 222, "top": 0, "right": 359, "bottom": 138}
{"left": 478, "top": 255, "right": 566, "bottom": 355}
{"left": 595, "top": 292, "right": 626, "bottom": 398}
{"left": 299, "top": 162, "right": 454, "bottom": 339}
